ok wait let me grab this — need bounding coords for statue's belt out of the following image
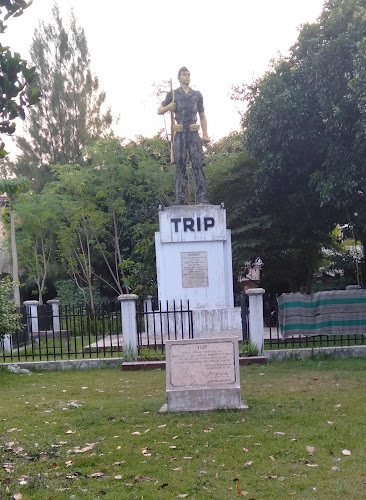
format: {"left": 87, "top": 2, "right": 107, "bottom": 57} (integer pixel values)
{"left": 174, "top": 123, "right": 200, "bottom": 132}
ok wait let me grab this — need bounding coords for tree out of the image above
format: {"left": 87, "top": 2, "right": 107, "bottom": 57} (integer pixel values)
{"left": 9, "top": 3, "right": 112, "bottom": 189}
{"left": 0, "top": 0, "right": 39, "bottom": 158}
{"left": 0, "top": 176, "right": 29, "bottom": 306}
{"left": 36, "top": 135, "right": 173, "bottom": 305}
{"left": 233, "top": 0, "right": 366, "bottom": 290}
{"left": 15, "top": 191, "right": 57, "bottom": 303}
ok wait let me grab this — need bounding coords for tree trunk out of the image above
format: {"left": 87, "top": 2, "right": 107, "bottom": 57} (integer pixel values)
{"left": 9, "top": 208, "right": 20, "bottom": 307}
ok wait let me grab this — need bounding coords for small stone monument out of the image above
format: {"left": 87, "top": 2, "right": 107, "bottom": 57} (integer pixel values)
{"left": 161, "top": 337, "right": 247, "bottom": 412}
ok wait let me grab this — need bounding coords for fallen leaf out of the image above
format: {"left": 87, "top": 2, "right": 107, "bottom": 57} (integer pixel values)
{"left": 85, "top": 472, "right": 106, "bottom": 478}
{"left": 65, "top": 473, "right": 80, "bottom": 479}
{"left": 306, "top": 446, "right": 315, "bottom": 456}
{"left": 235, "top": 479, "right": 248, "bottom": 496}
{"left": 269, "top": 456, "right": 276, "bottom": 462}
{"left": 49, "top": 462, "right": 58, "bottom": 469}
{"left": 131, "top": 432, "right": 141, "bottom": 436}
{"left": 204, "top": 428, "right": 214, "bottom": 433}
{"left": 244, "top": 461, "right": 253, "bottom": 468}
{"left": 114, "top": 475, "right": 123, "bottom": 479}
{"left": 134, "top": 475, "right": 153, "bottom": 482}
{"left": 171, "top": 467, "right": 183, "bottom": 471}
{"left": 334, "top": 403, "right": 341, "bottom": 408}
{"left": 69, "top": 443, "right": 97, "bottom": 454}
{"left": 327, "top": 421, "right": 334, "bottom": 425}
{"left": 342, "top": 449, "right": 351, "bottom": 456}
{"left": 65, "top": 461, "right": 73, "bottom": 467}
{"left": 66, "top": 430, "right": 75, "bottom": 435}
{"left": 172, "top": 436, "right": 179, "bottom": 440}
{"left": 241, "top": 447, "right": 249, "bottom": 452}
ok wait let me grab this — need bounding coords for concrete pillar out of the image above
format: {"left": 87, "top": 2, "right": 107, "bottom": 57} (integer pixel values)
{"left": 144, "top": 295, "right": 153, "bottom": 312}
{"left": 47, "top": 299, "right": 61, "bottom": 332}
{"left": 246, "top": 288, "right": 265, "bottom": 354}
{"left": 118, "top": 294, "right": 138, "bottom": 361}
{"left": 23, "top": 300, "right": 40, "bottom": 334}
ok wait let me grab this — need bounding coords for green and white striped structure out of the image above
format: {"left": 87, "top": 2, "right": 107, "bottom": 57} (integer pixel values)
{"left": 277, "top": 290, "right": 366, "bottom": 339}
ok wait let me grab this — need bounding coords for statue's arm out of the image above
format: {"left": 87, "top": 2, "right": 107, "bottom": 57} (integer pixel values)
{"left": 158, "top": 102, "right": 176, "bottom": 115}
{"left": 157, "top": 90, "right": 176, "bottom": 115}
{"left": 199, "top": 111, "right": 209, "bottom": 142}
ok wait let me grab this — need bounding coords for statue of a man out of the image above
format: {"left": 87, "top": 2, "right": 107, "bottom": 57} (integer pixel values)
{"left": 158, "top": 67, "right": 210, "bottom": 205}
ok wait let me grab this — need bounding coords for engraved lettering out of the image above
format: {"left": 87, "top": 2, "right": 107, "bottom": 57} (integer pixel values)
{"left": 171, "top": 218, "right": 181, "bottom": 232}
{"left": 204, "top": 217, "right": 215, "bottom": 230}
{"left": 183, "top": 217, "right": 194, "bottom": 232}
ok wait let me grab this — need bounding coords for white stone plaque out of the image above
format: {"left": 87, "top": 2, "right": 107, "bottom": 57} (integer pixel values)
{"left": 170, "top": 341, "right": 235, "bottom": 387}
{"left": 163, "top": 338, "right": 246, "bottom": 412}
{"left": 181, "top": 251, "right": 208, "bottom": 288}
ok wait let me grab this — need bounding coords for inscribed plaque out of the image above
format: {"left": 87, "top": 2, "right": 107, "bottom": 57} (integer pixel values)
{"left": 181, "top": 251, "right": 208, "bottom": 288}
{"left": 169, "top": 341, "right": 236, "bottom": 387}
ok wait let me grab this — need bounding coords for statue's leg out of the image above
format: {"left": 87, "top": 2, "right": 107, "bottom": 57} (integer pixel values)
{"left": 173, "top": 131, "right": 187, "bottom": 204}
{"left": 188, "top": 132, "right": 208, "bottom": 203}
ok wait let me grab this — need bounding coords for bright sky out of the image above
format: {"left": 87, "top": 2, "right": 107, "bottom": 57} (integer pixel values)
{"left": 3, "top": 0, "right": 326, "bottom": 153}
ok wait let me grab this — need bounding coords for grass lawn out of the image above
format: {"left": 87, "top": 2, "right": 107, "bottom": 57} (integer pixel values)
{"left": 1, "top": 358, "right": 366, "bottom": 499}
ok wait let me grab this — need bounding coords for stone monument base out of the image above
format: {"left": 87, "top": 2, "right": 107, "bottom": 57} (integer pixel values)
{"left": 160, "top": 390, "right": 248, "bottom": 412}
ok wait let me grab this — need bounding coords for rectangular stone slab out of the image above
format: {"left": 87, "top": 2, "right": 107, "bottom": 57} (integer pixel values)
{"left": 164, "top": 337, "right": 246, "bottom": 411}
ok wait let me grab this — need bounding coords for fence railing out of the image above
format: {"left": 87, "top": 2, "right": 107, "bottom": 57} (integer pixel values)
{"left": 1, "top": 302, "right": 122, "bottom": 363}
{"left": 1, "top": 299, "right": 194, "bottom": 362}
{"left": 136, "top": 299, "right": 194, "bottom": 353}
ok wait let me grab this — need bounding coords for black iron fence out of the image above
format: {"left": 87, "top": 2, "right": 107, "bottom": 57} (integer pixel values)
{"left": 136, "top": 299, "right": 194, "bottom": 353}
{"left": 1, "top": 302, "right": 122, "bottom": 363}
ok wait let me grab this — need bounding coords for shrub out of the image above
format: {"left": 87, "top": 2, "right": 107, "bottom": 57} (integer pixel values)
{"left": 0, "top": 277, "right": 22, "bottom": 342}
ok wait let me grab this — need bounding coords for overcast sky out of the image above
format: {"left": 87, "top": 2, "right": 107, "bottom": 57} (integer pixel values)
{"left": 4, "top": 0, "right": 326, "bottom": 153}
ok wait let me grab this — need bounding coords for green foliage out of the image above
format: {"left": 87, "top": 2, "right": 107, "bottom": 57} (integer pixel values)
{"left": 239, "top": 340, "right": 260, "bottom": 357}
{"left": 0, "top": 176, "right": 29, "bottom": 202}
{"left": 11, "top": 136, "right": 173, "bottom": 304}
{"left": 0, "top": 276, "right": 21, "bottom": 340}
{"left": 0, "top": 1, "right": 40, "bottom": 158}
{"left": 137, "top": 346, "right": 165, "bottom": 361}
{"left": 8, "top": 3, "right": 111, "bottom": 189}
{"left": 232, "top": 0, "right": 366, "bottom": 291}
{"left": 55, "top": 279, "right": 100, "bottom": 307}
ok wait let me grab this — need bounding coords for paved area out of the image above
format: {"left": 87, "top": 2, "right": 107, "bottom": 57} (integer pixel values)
{"left": 85, "top": 327, "right": 281, "bottom": 350}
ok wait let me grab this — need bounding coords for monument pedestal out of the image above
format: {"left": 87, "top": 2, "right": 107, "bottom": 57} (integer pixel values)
{"left": 155, "top": 204, "right": 240, "bottom": 334}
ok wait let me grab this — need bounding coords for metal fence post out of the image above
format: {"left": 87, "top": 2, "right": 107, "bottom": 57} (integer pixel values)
{"left": 23, "top": 300, "right": 40, "bottom": 334}
{"left": 47, "top": 299, "right": 61, "bottom": 332}
{"left": 118, "top": 294, "right": 138, "bottom": 361}
{"left": 246, "top": 288, "right": 265, "bottom": 353}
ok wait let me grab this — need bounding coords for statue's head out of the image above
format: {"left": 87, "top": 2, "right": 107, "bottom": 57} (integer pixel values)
{"left": 178, "top": 66, "right": 190, "bottom": 81}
